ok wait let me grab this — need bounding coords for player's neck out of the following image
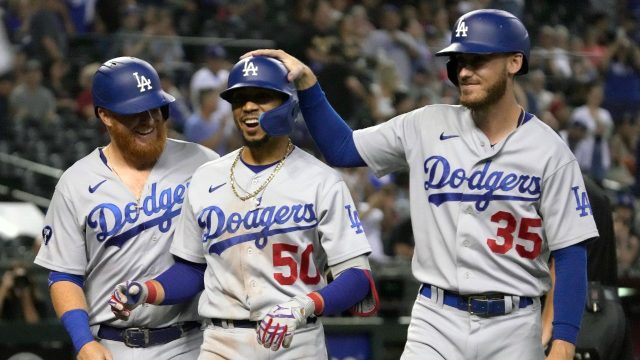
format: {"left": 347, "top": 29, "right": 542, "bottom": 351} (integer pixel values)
{"left": 104, "top": 144, "right": 153, "bottom": 201}
{"left": 241, "top": 137, "right": 292, "bottom": 165}
{"left": 105, "top": 144, "right": 154, "bottom": 173}
{"left": 472, "top": 98, "right": 523, "bottom": 144}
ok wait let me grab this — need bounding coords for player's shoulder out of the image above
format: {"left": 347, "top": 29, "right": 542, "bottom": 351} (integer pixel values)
{"left": 286, "top": 147, "right": 344, "bottom": 183}
{"left": 165, "top": 138, "right": 220, "bottom": 161}
{"left": 523, "top": 116, "right": 572, "bottom": 148}
{"left": 52, "top": 148, "right": 107, "bottom": 196}
{"left": 57, "top": 147, "right": 102, "bottom": 181}
{"left": 392, "top": 104, "right": 466, "bottom": 124}
{"left": 518, "top": 115, "right": 578, "bottom": 164}
{"left": 191, "top": 148, "right": 238, "bottom": 179}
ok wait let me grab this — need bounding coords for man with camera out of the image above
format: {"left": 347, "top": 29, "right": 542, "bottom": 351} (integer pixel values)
{"left": 0, "top": 262, "right": 46, "bottom": 323}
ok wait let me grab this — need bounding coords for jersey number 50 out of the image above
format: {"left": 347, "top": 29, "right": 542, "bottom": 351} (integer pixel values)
{"left": 273, "top": 243, "right": 321, "bottom": 285}
{"left": 487, "top": 211, "right": 542, "bottom": 259}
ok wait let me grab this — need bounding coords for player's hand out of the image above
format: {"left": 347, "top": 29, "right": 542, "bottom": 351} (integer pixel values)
{"left": 239, "top": 49, "right": 318, "bottom": 90}
{"left": 257, "top": 295, "right": 316, "bottom": 351}
{"left": 545, "top": 339, "right": 575, "bottom": 360}
{"left": 108, "top": 280, "right": 148, "bottom": 320}
{"left": 77, "top": 340, "right": 113, "bottom": 360}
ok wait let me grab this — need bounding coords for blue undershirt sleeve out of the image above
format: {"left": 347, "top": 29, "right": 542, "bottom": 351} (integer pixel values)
{"left": 298, "top": 83, "right": 365, "bottom": 167}
{"left": 48, "top": 271, "right": 84, "bottom": 288}
{"left": 154, "top": 257, "right": 206, "bottom": 305}
{"left": 317, "top": 268, "right": 370, "bottom": 315}
{"left": 551, "top": 242, "right": 588, "bottom": 344}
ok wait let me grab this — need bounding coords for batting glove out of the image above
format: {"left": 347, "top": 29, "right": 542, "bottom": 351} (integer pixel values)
{"left": 257, "top": 295, "right": 316, "bottom": 351}
{"left": 108, "top": 280, "right": 148, "bottom": 320}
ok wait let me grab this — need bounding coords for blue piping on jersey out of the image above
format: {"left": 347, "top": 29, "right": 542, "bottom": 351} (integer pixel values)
{"left": 104, "top": 207, "right": 181, "bottom": 247}
{"left": 98, "top": 148, "right": 110, "bottom": 169}
{"left": 522, "top": 111, "right": 534, "bottom": 125}
{"left": 240, "top": 157, "right": 279, "bottom": 173}
{"left": 428, "top": 193, "right": 541, "bottom": 211}
{"left": 208, "top": 223, "right": 318, "bottom": 255}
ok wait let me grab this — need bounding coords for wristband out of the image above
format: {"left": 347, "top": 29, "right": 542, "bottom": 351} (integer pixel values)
{"left": 145, "top": 280, "right": 157, "bottom": 304}
{"left": 307, "top": 292, "right": 324, "bottom": 315}
{"left": 60, "top": 309, "right": 94, "bottom": 353}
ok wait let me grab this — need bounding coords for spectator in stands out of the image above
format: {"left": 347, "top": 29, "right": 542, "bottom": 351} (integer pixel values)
{"left": 189, "top": 45, "right": 230, "bottom": 111}
{"left": 25, "top": 0, "right": 71, "bottom": 70}
{"left": 524, "top": 69, "right": 555, "bottom": 118}
{"left": 108, "top": 4, "right": 145, "bottom": 60}
{"left": 614, "top": 191, "right": 640, "bottom": 278}
{"left": 362, "top": 4, "right": 423, "bottom": 89}
{"left": 159, "top": 70, "right": 190, "bottom": 135}
{"left": 143, "top": 7, "right": 186, "bottom": 74}
{"left": 0, "top": 262, "right": 47, "bottom": 323}
{"left": 316, "top": 42, "right": 371, "bottom": 128}
{"left": 560, "top": 116, "right": 611, "bottom": 185}
{"left": 0, "top": 73, "right": 14, "bottom": 140}
{"left": 602, "top": 27, "right": 640, "bottom": 121}
{"left": 183, "top": 88, "right": 236, "bottom": 155}
{"left": 46, "top": 59, "right": 76, "bottom": 114}
{"left": 608, "top": 113, "right": 637, "bottom": 188}
{"left": 74, "top": 62, "right": 101, "bottom": 121}
{"left": 402, "top": 13, "right": 433, "bottom": 78}
{"left": 8, "top": 59, "right": 57, "bottom": 123}
{"left": 357, "top": 180, "right": 398, "bottom": 264}
{"left": 94, "top": 0, "right": 124, "bottom": 34}
{"left": 582, "top": 28, "right": 608, "bottom": 72}
{"left": 570, "top": 82, "right": 615, "bottom": 139}
{"left": 569, "top": 82, "right": 614, "bottom": 182}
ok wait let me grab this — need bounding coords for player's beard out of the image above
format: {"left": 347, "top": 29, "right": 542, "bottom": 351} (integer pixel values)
{"left": 243, "top": 133, "right": 271, "bottom": 149}
{"left": 459, "top": 70, "right": 508, "bottom": 110}
{"left": 107, "top": 120, "right": 167, "bottom": 169}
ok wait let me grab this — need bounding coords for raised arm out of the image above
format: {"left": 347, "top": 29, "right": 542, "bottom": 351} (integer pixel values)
{"left": 242, "top": 49, "right": 366, "bottom": 167}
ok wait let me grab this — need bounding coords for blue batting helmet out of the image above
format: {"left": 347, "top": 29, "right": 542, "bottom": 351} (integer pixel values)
{"left": 220, "top": 56, "right": 299, "bottom": 136}
{"left": 435, "top": 9, "right": 530, "bottom": 85}
{"left": 92, "top": 57, "right": 175, "bottom": 119}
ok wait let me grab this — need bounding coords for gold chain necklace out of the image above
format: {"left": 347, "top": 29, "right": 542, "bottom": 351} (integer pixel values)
{"left": 229, "top": 139, "right": 293, "bottom": 202}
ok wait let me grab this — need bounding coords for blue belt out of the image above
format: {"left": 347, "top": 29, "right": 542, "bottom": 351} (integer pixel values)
{"left": 98, "top": 321, "right": 200, "bottom": 348}
{"left": 210, "top": 317, "right": 317, "bottom": 329}
{"left": 420, "top": 284, "right": 533, "bottom": 317}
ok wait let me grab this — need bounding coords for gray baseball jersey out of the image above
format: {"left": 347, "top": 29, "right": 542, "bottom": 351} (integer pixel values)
{"left": 170, "top": 146, "right": 372, "bottom": 320}
{"left": 353, "top": 105, "right": 599, "bottom": 296}
{"left": 35, "top": 139, "right": 219, "bottom": 327}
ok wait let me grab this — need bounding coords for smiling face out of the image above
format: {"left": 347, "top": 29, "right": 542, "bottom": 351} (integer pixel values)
{"left": 100, "top": 107, "right": 167, "bottom": 169}
{"left": 228, "top": 87, "right": 287, "bottom": 148}
{"left": 452, "top": 53, "right": 521, "bottom": 110}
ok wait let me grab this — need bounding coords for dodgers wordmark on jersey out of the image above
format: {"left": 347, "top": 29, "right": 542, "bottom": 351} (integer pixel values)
{"left": 35, "top": 139, "right": 219, "bottom": 328}
{"left": 354, "top": 105, "right": 599, "bottom": 297}
{"left": 170, "top": 146, "right": 372, "bottom": 321}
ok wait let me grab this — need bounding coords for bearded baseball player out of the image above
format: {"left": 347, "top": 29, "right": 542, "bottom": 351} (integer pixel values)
{"left": 34, "top": 57, "right": 219, "bottom": 359}
{"left": 246, "top": 9, "right": 598, "bottom": 360}
{"left": 108, "top": 56, "right": 379, "bottom": 359}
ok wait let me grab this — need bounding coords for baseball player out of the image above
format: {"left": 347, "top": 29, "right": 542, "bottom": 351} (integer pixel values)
{"left": 246, "top": 9, "right": 598, "bottom": 360}
{"left": 108, "top": 56, "right": 379, "bottom": 359}
{"left": 34, "top": 57, "right": 219, "bottom": 359}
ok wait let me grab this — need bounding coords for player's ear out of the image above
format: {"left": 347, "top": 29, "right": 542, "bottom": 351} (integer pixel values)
{"left": 507, "top": 53, "right": 524, "bottom": 76}
{"left": 96, "top": 107, "right": 113, "bottom": 126}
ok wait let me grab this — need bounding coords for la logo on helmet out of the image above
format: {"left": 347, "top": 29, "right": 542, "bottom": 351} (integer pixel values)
{"left": 242, "top": 60, "right": 259, "bottom": 77}
{"left": 455, "top": 20, "right": 468, "bottom": 37}
{"left": 133, "top": 72, "right": 153, "bottom": 92}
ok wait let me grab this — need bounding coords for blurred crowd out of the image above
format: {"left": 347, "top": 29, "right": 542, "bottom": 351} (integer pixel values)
{"left": 2, "top": 0, "right": 640, "bottom": 323}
